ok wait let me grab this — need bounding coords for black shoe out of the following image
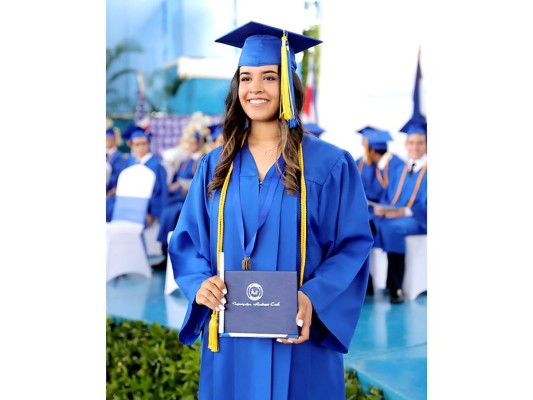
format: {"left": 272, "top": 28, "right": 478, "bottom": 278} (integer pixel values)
{"left": 366, "top": 275, "right": 374, "bottom": 296}
{"left": 390, "top": 288, "right": 405, "bottom": 304}
{"left": 152, "top": 257, "right": 168, "bottom": 271}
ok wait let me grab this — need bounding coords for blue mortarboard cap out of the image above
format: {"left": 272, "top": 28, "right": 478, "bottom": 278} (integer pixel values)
{"left": 121, "top": 124, "right": 137, "bottom": 140}
{"left": 215, "top": 21, "right": 322, "bottom": 128}
{"left": 215, "top": 21, "right": 322, "bottom": 69}
{"left": 399, "top": 117, "right": 427, "bottom": 136}
{"left": 304, "top": 123, "right": 325, "bottom": 137}
{"left": 208, "top": 123, "right": 223, "bottom": 140}
{"left": 106, "top": 128, "right": 115, "bottom": 137}
{"left": 122, "top": 124, "right": 150, "bottom": 141}
{"left": 131, "top": 128, "right": 150, "bottom": 141}
{"left": 357, "top": 126, "right": 393, "bottom": 151}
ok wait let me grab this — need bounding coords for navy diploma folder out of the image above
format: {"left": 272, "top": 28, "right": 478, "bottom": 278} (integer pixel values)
{"left": 219, "top": 270, "right": 299, "bottom": 338}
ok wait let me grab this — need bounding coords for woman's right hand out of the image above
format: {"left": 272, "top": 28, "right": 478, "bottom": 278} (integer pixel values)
{"left": 195, "top": 276, "right": 227, "bottom": 312}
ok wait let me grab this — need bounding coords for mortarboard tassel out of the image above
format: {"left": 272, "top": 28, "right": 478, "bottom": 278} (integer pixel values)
{"left": 208, "top": 160, "right": 234, "bottom": 353}
{"left": 208, "top": 310, "right": 219, "bottom": 352}
{"left": 280, "top": 31, "right": 296, "bottom": 126}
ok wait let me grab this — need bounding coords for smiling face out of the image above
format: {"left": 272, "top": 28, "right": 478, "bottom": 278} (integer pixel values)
{"left": 238, "top": 65, "right": 280, "bottom": 123}
{"left": 405, "top": 133, "right": 427, "bottom": 161}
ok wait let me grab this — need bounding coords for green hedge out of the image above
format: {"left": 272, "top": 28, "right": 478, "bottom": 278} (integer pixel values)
{"left": 106, "top": 317, "right": 382, "bottom": 399}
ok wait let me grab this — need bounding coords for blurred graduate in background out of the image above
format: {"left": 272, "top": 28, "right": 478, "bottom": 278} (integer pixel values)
{"left": 155, "top": 131, "right": 207, "bottom": 269}
{"left": 356, "top": 126, "right": 405, "bottom": 215}
{"left": 356, "top": 126, "right": 406, "bottom": 296}
{"left": 372, "top": 117, "right": 427, "bottom": 303}
{"left": 106, "top": 127, "right": 129, "bottom": 222}
{"left": 121, "top": 125, "right": 168, "bottom": 228}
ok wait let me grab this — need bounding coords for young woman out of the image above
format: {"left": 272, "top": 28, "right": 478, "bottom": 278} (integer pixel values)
{"left": 168, "top": 21, "right": 373, "bottom": 399}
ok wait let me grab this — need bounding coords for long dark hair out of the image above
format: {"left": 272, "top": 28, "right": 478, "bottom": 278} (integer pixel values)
{"left": 207, "top": 67, "right": 305, "bottom": 195}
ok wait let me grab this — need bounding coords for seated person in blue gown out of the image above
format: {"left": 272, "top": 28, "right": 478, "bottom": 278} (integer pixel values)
{"left": 121, "top": 125, "right": 168, "bottom": 228}
{"left": 356, "top": 126, "right": 405, "bottom": 215}
{"left": 168, "top": 21, "right": 373, "bottom": 400}
{"left": 154, "top": 132, "right": 206, "bottom": 269}
{"left": 355, "top": 126, "right": 405, "bottom": 295}
{"left": 106, "top": 127, "right": 129, "bottom": 222}
{"left": 372, "top": 117, "right": 427, "bottom": 303}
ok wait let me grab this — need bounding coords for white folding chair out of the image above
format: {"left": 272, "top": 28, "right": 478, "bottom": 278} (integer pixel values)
{"left": 165, "top": 231, "right": 180, "bottom": 295}
{"left": 143, "top": 218, "right": 162, "bottom": 257}
{"left": 369, "top": 248, "right": 388, "bottom": 291}
{"left": 403, "top": 235, "right": 427, "bottom": 301}
{"left": 106, "top": 160, "right": 112, "bottom": 186}
{"left": 106, "top": 164, "right": 156, "bottom": 282}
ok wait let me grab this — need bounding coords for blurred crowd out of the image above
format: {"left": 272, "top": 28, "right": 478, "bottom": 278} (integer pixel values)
{"left": 106, "top": 110, "right": 427, "bottom": 303}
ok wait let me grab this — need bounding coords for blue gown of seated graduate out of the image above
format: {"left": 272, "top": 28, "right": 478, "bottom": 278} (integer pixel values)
{"left": 124, "top": 153, "right": 168, "bottom": 220}
{"left": 106, "top": 149, "right": 129, "bottom": 222}
{"left": 356, "top": 157, "right": 379, "bottom": 203}
{"left": 373, "top": 161, "right": 427, "bottom": 254}
{"left": 356, "top": 153, "right": 405, "bottom": 216}
{"left": 157, "top": 156, "right": 199, "bottom": 244}
{"left": 168, "top": 134, "right": 373, "bottom": 400}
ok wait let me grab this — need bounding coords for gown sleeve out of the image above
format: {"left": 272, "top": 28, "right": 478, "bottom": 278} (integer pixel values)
{"left": 168, "top": 155, "right": 213, "bottom": 345}
{"left": 299, "top": 151, "right": 374, "bottom": 353}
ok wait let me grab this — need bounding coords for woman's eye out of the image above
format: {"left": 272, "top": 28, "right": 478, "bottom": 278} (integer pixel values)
{"left": 240, "top": 77, "right": 251, "bottom": 82}
{"left": 264, "top": 75, "right": 276, "bottom": 81}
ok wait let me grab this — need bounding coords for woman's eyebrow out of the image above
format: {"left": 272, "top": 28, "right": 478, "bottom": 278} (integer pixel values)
{"left": 239, "top": 70, "right": 279, "bottom": 76}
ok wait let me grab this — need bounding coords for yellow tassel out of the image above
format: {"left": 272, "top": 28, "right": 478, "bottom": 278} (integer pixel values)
{"left": 298, "top": 143, "right": 307, "bottom": 288}
{"left": 209, "top": 134, "right": 247, "bottom": 353}
{"left": 279, "top": 32, "right": 294, "bottom": 122}
{"left": 208, "top": 310, "right": 219, "bottom": 352}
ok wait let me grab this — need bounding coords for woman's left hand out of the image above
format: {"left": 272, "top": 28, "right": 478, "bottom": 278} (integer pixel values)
{"left": 277, "top": 291, "right": 313, "bottom": 345}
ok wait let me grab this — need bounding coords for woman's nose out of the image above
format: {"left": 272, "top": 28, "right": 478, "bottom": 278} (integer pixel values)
{"left": 249, "top": 83, "right": 263, "bottom": 94}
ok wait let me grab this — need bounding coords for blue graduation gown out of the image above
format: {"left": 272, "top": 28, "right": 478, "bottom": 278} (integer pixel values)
{"left": 157, "top": 156, "right": 199, "bottom": 244}
{"left": 168, "top": 134, "right": 373, "bottom": 400}
{"left": 106, "top": 150, "right": 129, "bottom": 222}
{"left": 356, "top": 154, "right": 405, "bottom": 214}
{"left": 106, "top": 150, "right": 129, "bottom": 193}
{"left": 373, "top": 162, "right": 427, "bottom": 253}
{"left": 385, "top": 154, "right": 407, "bottom": 188}
{"left": 356, "top": 158, "right": 379, "bottom": 203}
{"left": 358, "top": 154, "right": 406, "bottom": 277}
